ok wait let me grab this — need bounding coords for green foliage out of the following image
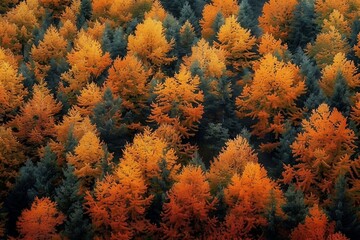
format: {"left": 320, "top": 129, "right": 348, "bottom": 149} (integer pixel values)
{"left": 282, "top": 185, "right": 308, "bottom": 230}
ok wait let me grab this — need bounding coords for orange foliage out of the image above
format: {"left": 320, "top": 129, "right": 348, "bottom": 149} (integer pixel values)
{"left": 10, "top": 84, "right": 62, "bottom": 145}
{"left": 127, "top": 18, "right": 174, "bottom": 67}
{"left": 353, "top": 32, "right": 360, "bottom": 59}
{"left": 322, "top": 10, "right": 351, "bottom": 37}
{"left": 0, "top": 19, "right": 21, "bottom": 55}
{"left": 106, "top": 55, "right": 151, "bottom": 112}
{"left": 207, "top": 135, "right": 258, "bottom": 191}
{"left": 200, "top": 0, "right": 239, "bottom": 39}
{"left": 236, "top": 54, "right": 305, "bottom": 140}
{"left": 120, "top": 127, "right": 179, "bottom": 185}
{"left": 62, "top": 31, "right": 112, "bottom": 93}
{"left": 38, "top": 0, "right": 71, "bottom": 17}
{"left": 59, "top": 0, "right": 80, "bottom": 25}
{"left": 319, "top": 52, "right": 360, "bottom": 96}
{"left": 17, "top": 197, "right": 65, "bottom": 240}
{"left": 144, "top": 0, "right": 167, "bottom": 22}
{"left": 74, "top": 83, "right": 103, "bottom": 116}
{"left": 85, "top": 158, "right": 153, "bottom": 239}
{"left": 284, "top": 104, "right": 356, "bottom": 198}
{"left": 222, "top": 162, "right": 284, "bottom": 239}
{"left": 183, "top": 38, "right": 227, "bottom": 79}
{"left": 258, "top": 0, "right": 298, "bottom": 41}
{"left": 306, "top": 26, "right": 350, "bottom": 68}
{"left": 149, "top": 67, "right": 204, "bottom": 137}
{"left": 315, "top": 0, "right": 352, "bottom": 23}
{"left": 215, "top": 16, "right": 257, "bottom": 70}
{"left": 351, "top": 93, "right": 360, "bottom": 125}
{"left": 0, "top": 48, "right": 27, "bottom": 118}
{"left": 161, "top": 166, "right": 217, "bottom": 239}
{"left": 291, "top": 205, "right": 349, "bottom": 240}
{"left": 258, "top": 33, "right": 289, "bottom": 58}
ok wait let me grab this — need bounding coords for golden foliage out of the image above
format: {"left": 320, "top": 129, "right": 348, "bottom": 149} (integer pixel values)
{"left": 322, "top": 10, "right": 351, "bottom": 37}
{"left": 74, "top": 83, "right": 103, "bottom": 116}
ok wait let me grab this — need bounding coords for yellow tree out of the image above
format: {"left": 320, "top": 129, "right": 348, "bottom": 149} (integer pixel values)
{"left": 73, "top": 83, "right": 103, "bottom": 117}
{"left": 314, "top": 0, "right": 352, "bottom": 24}
{"left": 61, "top": 31, "right": 112, "bottom": 94}
{"left": 10, "top": 84, "right": 62, "bottom": 146}
{"left": 236, "top": 54, "right": 305, "bottom": 149}
{"left": 0, "top": 48, "right": 27, "bottom": 120}
{"left": 319, "top": 52, "right": 360, "bottom": 96}
{"left": 322, "top": 9, "right": 351, "bottom": 37}
{"left": 85, "top": 158, "right": 153, "bottom": 239}
{"left": 149, "top": 67, "right": 204, "bottom": 137}
{"left": 17, "top": 197, "right": 65, "bottom": 240}
{"left": 0, "top": 19, "right": 21, "bottom": 55}
{"left": 144, "top": 0, "right": 167, "bottom": 22}
{"left": 207, "top": 135, "right": 258, "bottom": 191}
{"left": 283, "top": 104, "right": 356, "bottom": 202}
{"left": 258, "top": 33, "right": 289, "bottom": 59}
{"left": 161, "top": 166, "right": 218, "bottom": 239}
{"left": 215, "top": 16, "right": 257, "bottom": 71}
{"left": 258, "top": 0, "right": 298, "bottom": 41}
{"left": 30, "top": 25, "right": 68, "bottom": 81}
{"left": 200, "top": 0, "right": 239, "bottom": 40}
{"left": 306, "top": 26, "right": 350, "bottom": 68}
{"left": 221, "top": 162, "right": 284, "bottom": 239}
{"left": 105, "top": 54, "right": 151, "bottom": 113}
{"left": 127, "top": 18, "right": 174, "bottom": 69}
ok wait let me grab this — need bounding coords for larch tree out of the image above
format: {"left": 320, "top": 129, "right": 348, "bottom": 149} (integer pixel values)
{"left": 73, "top": 83, "right": 103, "bottom": 117}
{"left": 144, "top": 0, "right": 168, "bottom": 22}
{"left": 258, "top": 33, "right": 289, "bottom": 59}
{"left": 215, "top": 16, "right": 257, "bottom": 71}
{"left": 283, "top": 104, "right": 356, "bottom": 202}
{"left": 236, "top": 54, "right": 305, "bottom": 149}
{"left": 207, "top": 135, "right": 258, "bottom": 192}
{"left": 16, "top": 197, "right": 65, "bottom": 240}
{"left": 149, "top": 66, "right": 204, "bottom": 137}
{"left": 161, "top": 165, "right": 218, "bottom": 239}
{"left": 0, "top": 19, "right": 21, "bottom": 55}
{"left": 322, "top": 9, "right": 351, "bottom": 37}
{"left": 127, "top": 17, "right": 174, "bottom": 69}
{"left": 258, "top": 0, "right": 298, "bottom": 41}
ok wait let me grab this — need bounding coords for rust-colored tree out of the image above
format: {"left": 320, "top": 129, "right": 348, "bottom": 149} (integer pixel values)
{"left": 283, "top": 104, "right": 356, "bottom": 202}
{"left": 221, "top": 162, "right": 284, "bottom": 239}
{"left": 0, "top": 19, "right": 21, "bottom": 55}
{"left": 149, "top": 67, "right": 204, "bottom": 137}
{"left": 17, "top": 197, "right": 65, "bottom": 240}
{"left": 236, "top": 54, "right": 305, "bottom": 149}
{"left": 207, "top": 135, "right": 258, "bottom": 192}
{"left": 258, "top": 0, "right": 298, "bottom": 41}
{"left": 291, "top": 205, "right": 349, "bottom": 240}
{"left": 161, "top": 165, "right": 218, "bottom": 239}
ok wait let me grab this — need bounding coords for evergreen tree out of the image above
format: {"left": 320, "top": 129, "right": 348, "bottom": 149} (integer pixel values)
{"left": 210, "top": 12, "right": 225, "bottom": 43}
{"left": 282, "top": 185, "right": 308, "bottom": 230}
{"left": 101, "top": 24, "right": 113, "bottom": 54}
{"left": 111, "top": 27, "right": 127, "bottom": 59}
{"left": 265, "top": 191, "right": 283, "bottom": 240}
{"left": 327, "top": 74, "right": 352, "bottom": 117}
{"left": 202, "top": 123, "right": 229, "bottom": 162}
{"left": 76, "top": 0, "right": 92, "bottom": 29}
{"left": 237, "top": 0, "right": 260, "bottom": 36}
{"left": 179, "top": 2, "right": 200, "bottom": 35}
{"left": 64, "top": 203, "right": 93, "bottom": 240}
{"left": 179, "top": 22, "right": 197, "bottom": 58}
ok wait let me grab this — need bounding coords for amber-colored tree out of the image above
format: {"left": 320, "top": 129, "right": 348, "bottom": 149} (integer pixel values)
{"left": 351, "top": 93, "right": 360, "bottom": 125}
{"left": 221, "top": 162, "right": 284, "bottom": 239}
{"left": 322, "top": 10, "right": 351, "bottom": 37}
{"left": 67, "top": 131, "right": 108, "bottom": 188}
{"left": 0, "top": 19, "right": 21, "bottom": 55}
{"left": 10, "top": 84, "right": 62, "bottom": 145}
{"left": 161, "top": 165, "right": 217, "bottom": 239}
{"left": 17, "top": 197, "right": 65, "bottom": 240}
{"left": 353, "top": 33, "right": 360, "bottom": 59}
{"left": 314, "top": 0, "right": 351, "bottom": 23}
{"left": 120, "top": 127, "right": 179, "bottom": 186}
{"left": 85, "top": 158, "right": 153, "bottom": 239}
{"left": 105, "top": 55, "right": 151, "bottom": 113}
{"left": 291, "top": 205, "right": 349, "bottom": 240}
{"left": 207, "top": 135, "right": 258, "bottom": 191}
{"left": 258, "top": 33, "right": 289, "bottom": 59}
{"left": 0, "top": 0, "right": 19, "bottom": 13}
{"left": 127, "top": 18, "right": 174, "bottom": 68}
{"left": 30, "top": 25, "right": 68, "bottom": 81}
{"left": 306, "top": 26, "right": 350, "bottom": 68}
{"left": 258, "top": 0, "right": 298, "bottom": 41}
{"left": 149, "top": 67, "right": 204, "bottom": 137}
{"left": 236, "top": 54, "right": 305, "bottom": 145}
{"left": 0, "top": 48, "right": 27, "bottom": 120}
{"left": 283, "top": 104, "right": 356, "bottom": 200}
{"left": 144, "top": 0, "right": 167, "bottom": 22}
{"left": 39, "top": 0, "right": 72, "bottom": 17}
{"left": 74, "top": 83, "right": 103, "bottom": 117}
{"left": 183, "top": 38, "right": 227, "bottom": 79}
{"left": 200, "top": 0, "right": 239, "bottom": 40}
{"left": 215, "top": 16, "right": 257, "bottom": 71}
{"left": 319, "top": 52, "right": 360, "bottom": 96}
{"left": 0, "top": 127, "right": 25, "bottom": 199}
{"left": 61, "top": 31, "right": 112, "bottom": 94}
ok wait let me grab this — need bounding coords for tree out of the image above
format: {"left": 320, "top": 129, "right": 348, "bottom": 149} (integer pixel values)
{"left": 144, "top": 0, "right": 168, "bottom": 22}
{"left": 258, "top": 33, "right": 290, "bottom": 59}
{"left": 215, "top": 16, "right": 257, "bottom": 71}
{"left": 306, "top": 26, "right": 350, "bottom": 68}
{"left": 258, "top": 0, "right": 298, "bottom": 41}
{"left": 221, "top": 162, "right": 284, "bottom": 239}
{"left": 0, "top": 0, "right": 19, "bottom": 14}
{"left": 161, "top": 165, "right": 217, "bottom": 239}
{"left": 322, "top": 10, "right": 351, "bottom": 37}
{"left": 179, "top": 2, "right": 200, "bottom": 35}
{"left": 199, "top": 0, "right": 239, "bottom": 40}
{"left": 39, "top": 0, "right": 72, "bottom": 18}
{"left": 127, "top": 18, "right": 174, "bottom": 68}
{"left": 237, "top": 0, "right": 260, "bottom": 36}
{"left": 0, "top": 19, "right": 21, "bottom": 55}
{"left": 73, "top": 83, "right": 103, "bottom": 117}
{"left": 236, "top": 54, "right": 305, "bottom": 144}
{"left": 149, "top": 66, "right": 204, "bottom": 137}
{"left": 10, "top": 84, "right": 62, "bottom": 146}
{"left": 314, "top": 0, "right": 352, "bottom": 24}
{"left": 291, "top": 205, "right": 349, "bottom": 240}
{"left": 282, "top": 185, "right": 308, "bottom": 230}
{"left": 207, "top": 135, "right": 258, "bottom": 192}
{"left": 178, "top": 21, "right": 197, "bottom": 58}
{"left": 76, "top": 0, "right": 92, "bottom": 29}
{"left": 283, "top": 104, "right": 356, "bottom": 201}
{"left": 319, "top": 52, "right": 360, "bottom": 97}
{"left": 17, "top": 197, "right": 65, "bottom": 240}
{"left": 85, "top": 157, "right": 153, "bottom": 239}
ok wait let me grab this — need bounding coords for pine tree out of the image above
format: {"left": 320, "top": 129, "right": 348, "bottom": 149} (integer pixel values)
{"left": 111, "top": 27, "right": 127, "bottom": 59}
{"left": 327, "top": 74, "right": 351, "bottom": 117}
{"left": 179, "top": 2, "right": 200, "bottom": 35}
{"left": 76, "top": 0, "right": 92, "bottom": 29}
{"left": 282, "top": 185, "right": 308, "bottom": 230}
{"left": 237, "top": 0, "right": 260, "bottom": 36}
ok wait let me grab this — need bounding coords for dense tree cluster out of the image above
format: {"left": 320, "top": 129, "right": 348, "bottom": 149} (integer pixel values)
{"left": 1, "top": 0, "right": 360, "bottom": 239}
